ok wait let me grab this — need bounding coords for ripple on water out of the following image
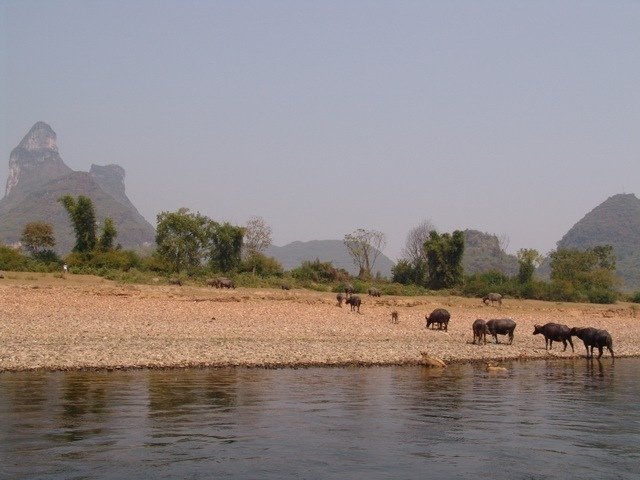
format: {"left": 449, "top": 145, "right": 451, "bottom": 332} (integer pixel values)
{"left": 0, "top": 359, "right": 639, "bottom": 480}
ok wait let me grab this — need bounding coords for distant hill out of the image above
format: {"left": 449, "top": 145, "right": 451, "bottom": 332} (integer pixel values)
{"left": 462, "top": 229, "right": 519, "bottom": 276}
{"left": 0, "top": 122, "right": 155, "bottom": 253}
{"left": 555, "top": 193, "right": 640, "bottom": 290}
{"left": 266, "top": 240, "right": 394, "bottom": 278}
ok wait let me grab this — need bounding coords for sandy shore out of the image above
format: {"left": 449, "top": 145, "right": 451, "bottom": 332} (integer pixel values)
{"left": 1, "top": 273, "right": 638, "bottom": 372}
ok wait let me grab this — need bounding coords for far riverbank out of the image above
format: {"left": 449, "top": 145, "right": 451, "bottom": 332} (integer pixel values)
{"left": 1, "top": 273, "right": 636, "bottom": 372}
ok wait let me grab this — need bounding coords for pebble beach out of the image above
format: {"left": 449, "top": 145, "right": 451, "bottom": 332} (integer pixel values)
{"left": 1, "top": 273, "right": 638, "bottom": 372}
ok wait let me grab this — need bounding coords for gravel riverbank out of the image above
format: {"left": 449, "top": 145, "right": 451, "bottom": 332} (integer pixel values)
{"left": 1, "top": 274, "right": 637, "bottom": 372}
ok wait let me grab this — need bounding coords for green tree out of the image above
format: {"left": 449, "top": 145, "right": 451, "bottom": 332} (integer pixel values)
{"left": 20, "top": 222, "right": 56, "bottom": 258}
{"left": 155, "top": 208, "right": 207, "bottom": 273}
{"left": 550, "top": 246, "right": 618, "bottom": 302}
{"left": 98, "top": 217, "right": 118, "bottom": 251}
{"left": 240, "top": 252, "right": 283, "bottom": 277}
{"left": 291, "top": 259, "right": 349, "bottom": 283}
{"left": 516, "top": 248, "right": 542, "bottom": 284}
{"left": 207, "top": 221, "right": 244, "bottom": 272}
{"left": 424, "top": 230, "right": 465, "bottom": 289}
{"left": 59, "top": 195, "right": 97, "bottom": 253}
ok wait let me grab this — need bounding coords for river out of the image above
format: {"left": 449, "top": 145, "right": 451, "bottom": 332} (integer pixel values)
{"left": 1, "top": 358, "right": 638, "bottom": 479}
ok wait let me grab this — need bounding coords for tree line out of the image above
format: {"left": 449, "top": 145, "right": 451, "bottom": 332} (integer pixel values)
{"left": 0, "top": 197, "right": 627, "bottom": 304}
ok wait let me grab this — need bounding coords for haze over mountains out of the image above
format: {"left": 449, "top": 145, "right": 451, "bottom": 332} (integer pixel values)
{"left": 2, "top": 122, "right": 639, "bottom": 290}
{"left": 0, "top": 122, "right": 155, "bottom": 252}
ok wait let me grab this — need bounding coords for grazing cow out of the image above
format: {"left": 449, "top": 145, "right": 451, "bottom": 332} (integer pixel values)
{"left": 483, "top": 293, "right": 503, "bottom": 306}
{"left": 216, "top": 277, "right": 235, "bottom": 289}
{"left": 533, "top": 323, "right": 574, "bottom": 352}
{"left": 426, "top": 308, "right": 451, "bottom": 331}
{"left": 391, "top": 310, "right": 399, "bottom": 324}
{"left": 168, "top": 277, "right": 183, "bottom": 286}
{"left": 367, "top": 287, "right": 381, "bottom": 297}
{"left": 344, "top": 283, "right": 355, "bottom": 297}
{"left": 485, "top": 318, "right": 516, "bottom": 344}
{"left": 336, "top": 293, "right": 344, "bottom": 307}
{"left": 346, "top": 295, "right": 362, "bottom": 312}
{"left": 472, "top": 319, "right": 487, "bottom": 345}
{"left": 570, "top": 327, "right": 614, "bottom": 359}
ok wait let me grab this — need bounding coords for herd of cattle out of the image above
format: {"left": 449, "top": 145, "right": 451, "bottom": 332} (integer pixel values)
{"left": 193, "top": 279, "right": 615, "bottom": 360}
{"left": 334, "top": 286, "right": 615, "bottom": 360}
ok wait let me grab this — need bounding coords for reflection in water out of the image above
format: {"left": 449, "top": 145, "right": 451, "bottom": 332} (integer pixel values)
{"left": 0, "top": 359, "right": 638, "bottom": 480}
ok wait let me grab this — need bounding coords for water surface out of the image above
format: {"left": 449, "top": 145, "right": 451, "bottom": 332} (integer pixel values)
{"left": 1, "top": 359, "right": 638, "bottom": 479}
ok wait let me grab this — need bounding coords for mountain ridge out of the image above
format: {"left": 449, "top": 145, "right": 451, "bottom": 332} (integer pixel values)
{"left": 0, "top": 122, "right": 155, "bottom": 253}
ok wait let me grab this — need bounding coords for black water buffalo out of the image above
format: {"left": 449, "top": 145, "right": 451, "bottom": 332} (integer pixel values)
{"left": 570, "top": 327, "right": 614, "bottom": 359}
{"left": 336, "top": 293, "right": 344, "bottom": 307}
{"left": 486, "top": 318, "right": 516, "bottom": 344}
{"left": 482, "top": 293, "right": 502, "bottom": 306}
{"left": 368, "top": 287, "right": 381, "bottom": 297}
{"left": 391, "top": 310, "right": 399, "bottom": 324}
{"left": 533, "top": 323, "right": 574, "bottom": 352}
{"left": 472, "top": 319, "right": 487, "bottom": 345}
{"left": 346, "top": 295, "right": 362, "bottom": 313}
{"left": 426, "top": 308, "right": 450, "bottom": 331}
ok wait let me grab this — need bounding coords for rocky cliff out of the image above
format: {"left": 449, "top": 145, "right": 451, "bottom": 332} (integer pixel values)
{"left": 0, "top": 122, "right": 155, "bottom": 253}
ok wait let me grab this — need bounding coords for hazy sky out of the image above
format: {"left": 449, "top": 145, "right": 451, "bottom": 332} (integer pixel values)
{"left": 1, "top": 1, "right": 639, "bottom": 260}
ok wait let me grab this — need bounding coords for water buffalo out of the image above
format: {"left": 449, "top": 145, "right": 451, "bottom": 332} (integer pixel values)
{"left": 336, "top": 293, "right": 344, "bottom": 307}
{"left": 368, "top": 287, "right": 381, "bottom": 297}
{"left": 483, "top": 293, "right": 503, "bottom": 306}
{"left": 346, "top": 295, "right": 362, "bottom": 313}
{"left": 486, "top": 318, "right": 516, "bottom": 344}
{"left": 168, "top": 277, "right": 183, "bottom": 286}
{"left": 391, "top": 310, "right": 399, "bottom": 324}
{"left": 216, "top": 277, "right": 235, "bottom": 289}
{"left": 533, "top": 323, "right": 574, "bottom": 352}
{"left": 472, "top": 319, "right": 487, "bottom": 345}
{"left": 344, "top": 283, "right": 355, "bottom": 297}
{"left": 426, "top": 308, "right": 450, "bottom": 331}
{"left": 281, "top": 284, "right": 291, "bottom": 290}
{"left": 570, "top": 327, "right": 614, "bottom": 359}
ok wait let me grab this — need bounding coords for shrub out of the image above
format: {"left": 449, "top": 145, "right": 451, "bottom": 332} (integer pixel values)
{"left": 291, "top": 259, "right": 349, "bottom": 283}
{"left": 0, "top": 245, "right": 31, "bottom": 271}
{"left": 239, "top": 253, "right": 283, "bottom": 277}
{"left": 629, "top": 292, "right": 640, "bottom": 304}
{"left": 587, "top": 289, "right": 618, "bottom": 304}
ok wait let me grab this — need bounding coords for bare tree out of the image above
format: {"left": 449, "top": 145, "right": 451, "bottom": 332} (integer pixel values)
{"left": 401, "top": 219, "right": 436, "bottom": 264}
{"left": 243, "top": 216, "right": 272, "bottom": 258}
{"left": 343, "top": 228, "right": 387, "bottom": 278}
